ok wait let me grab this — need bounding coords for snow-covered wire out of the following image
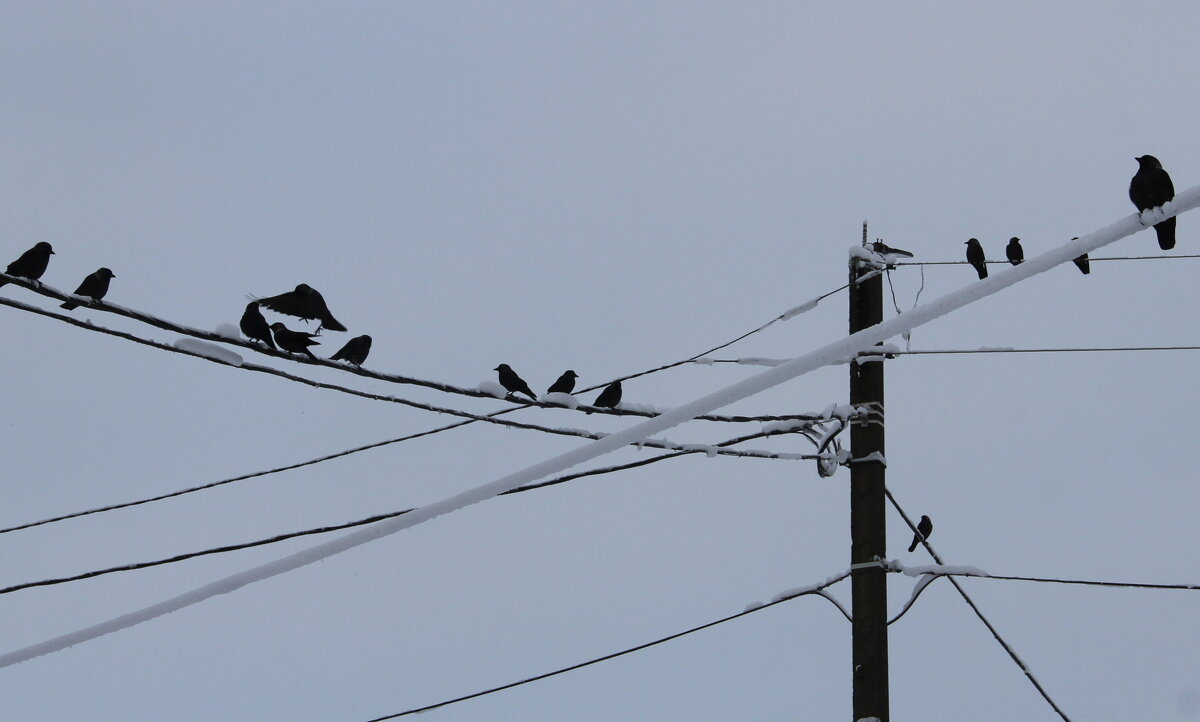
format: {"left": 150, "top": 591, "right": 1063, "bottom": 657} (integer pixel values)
{"left": 893, "top": 253, "right": 1200, "bottom": 266}
{"left": 361, "top": 571, "right": 853, "bottom": 721}
{"left": 893, "top": 345, "right": 1200, "bottom": 355}
{"left": 4, "top": 190, "right": 1196, "bottom": 669}
{"left": 885, "top": 488, "right": 1072, "bottom": 721}
{"left": 0, "top": 429, "right": 825, "bottom": 595}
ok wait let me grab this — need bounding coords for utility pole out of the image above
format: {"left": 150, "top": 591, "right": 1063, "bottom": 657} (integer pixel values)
{"left": 849, "top": 222, "right": 889, "bottom": 721}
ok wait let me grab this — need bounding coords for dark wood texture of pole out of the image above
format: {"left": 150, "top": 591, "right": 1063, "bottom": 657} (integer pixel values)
{"left": 849, "top": 241, "right": 889, "bottom": 721}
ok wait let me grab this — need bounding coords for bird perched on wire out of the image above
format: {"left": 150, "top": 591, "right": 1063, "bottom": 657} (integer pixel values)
{"left": 0, "top": 242, "right": 55, "bottom": 288}
{"left": 270, "top": 322, "right": 320, "bottom": 359}
{"left": 546, "top": 370, "right": 579, "bottom": 395}
{"left": 908, "top": 515, "right": 933, "bottom": 553}
{"left": 494, "top": 363, "right": 538, "bottom": 401}
{"left": 1005, "top": 237, "right": 1024, "bottom": 265}
{"left": 1070, "top": 238, "right": 1090, "bottom": 275}
{"left": 964, "top": 238, "right": 987, "bottom": 279}
{"left": 1129, "top": 155, "right": 1176, "bottom": 250}
{"left": 870, "top": 241, "right": 914, "bottom": 259}
{"left": 60, "top": 267, "right": 115, "bottom": 310}
{"left": 240, "top": 302, "right": 277, "bottom": 350}
{"left": 589, "top": 380, "right": 623, "bottom": 413}
{"left": 331, "top": 334, "right": 372, "bottom": 366}
{"left": 257, "top": 283, "right": 347, "bottom": 332}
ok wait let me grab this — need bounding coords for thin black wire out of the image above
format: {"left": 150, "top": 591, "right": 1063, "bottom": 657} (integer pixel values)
{"left": 0, "top": 430, "right": 825, "bottom": 595}
{"left": 362, "top": 571, "right": 852, "bottom": 721}
{"left": 893, "top": 253, "right": 1200, "bottom": 267}
{"left": 886, "top": 487, "right": 1072, "bottom": 722}
{"left": 894, "top": 345, "right": 1200, "bottom": 355}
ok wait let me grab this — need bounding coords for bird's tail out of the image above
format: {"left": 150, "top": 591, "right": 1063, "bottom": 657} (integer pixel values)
{"left": 1155, "top": 217, "right": 1177, "bottom": 251}
{"left": 60, "top": 301, "right": 79, "bottom": 311}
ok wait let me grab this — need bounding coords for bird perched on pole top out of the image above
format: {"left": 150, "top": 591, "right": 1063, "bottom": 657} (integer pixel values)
{"left": 1129, "top": 154, "right": 1176, "bottom": 250}
{"left": 546, "top": 370, "right": 579, "bottom": 395}
{"left": 257, "top": 283, "right": 347, "bottom": 332}
{"left": 870, "top": 240, "right": 914, "bottom": 259}
{"left": 0, "top": 242, "right": 54, "bottom": 288}
{"left": 60, "top": 267, "right": 115, "bottom": 310}
{"left": 1005, "top": 237, "right": 1024, "bottom": 265}
{"left": 964, "top": 238, "right": 987, "bottom": 279}
{"left": 270, "top": 322, "right": 320, "bottom": 359}
{"left": 494, "top": 364, "right": 538, "bottom": 401}
{"left": 908, "top": 515, "right": 933, "bottom": 553}
{"left": 331, "top": 335, "right": 372, "bottom": 366}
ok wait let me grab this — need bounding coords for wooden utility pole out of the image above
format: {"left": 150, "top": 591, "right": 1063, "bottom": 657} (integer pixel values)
{"left": 849, "top": 222, "right": 889, "bottom": 721}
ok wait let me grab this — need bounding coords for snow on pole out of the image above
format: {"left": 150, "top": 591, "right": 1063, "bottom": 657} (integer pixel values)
{"left": 3, "top": 188, "right": 1199, "bottom": 668}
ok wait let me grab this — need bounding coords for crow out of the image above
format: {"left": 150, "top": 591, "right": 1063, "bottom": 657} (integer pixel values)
{"left": 331, "top": 335, "right": 372, "bottom": 366}
{"left": 240, "top": 302, "right": 277, "bottom": 350}
{"left": 270, "top": 322, "right": 320, "bottom": 358}
{"left": 494, "top": 363, "right": 537, "bottom": 401}
{"left": 257, "top": 284, "right": 347, "bottom": 332}
{"left": 965, "top": 238, "right": 987, "bottom": 279}
{"left": 546, "top": 370, "right": 578, "bottom": 395}
{"left": 1005, "top": 237, "right": 1024, "bottom": 265}
{"left": 0, "top": 242, "right": 54, "bottom": 288}
{"left": 1129, "top": 155, "right": 1176, "bottom": 250}
{"left": 592, "top": 380, "right": 623, "bottom": 410}
{"left": 908, "top": 515, "right": 933, "bottom": 553}
{"left": 60, "top": 267, "right": 115, "bottom": 310}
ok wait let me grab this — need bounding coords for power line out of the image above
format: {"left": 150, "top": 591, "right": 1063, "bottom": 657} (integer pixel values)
{"left": 700, "top": 343, "right": 1200, "bottom": 369}
{"left": 885, "top": 488, "right": 1072, "bottom": 721}
{"left": 892, "top": 253, "right": 1200, "bottom": 267}
{"left": 361, "top": 570, "right": 853, "bottom": 721}
{"left": 0, "top": 428, "right": 825, "bottom": 594}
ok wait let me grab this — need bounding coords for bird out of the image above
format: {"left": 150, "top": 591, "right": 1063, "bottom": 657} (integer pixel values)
{"left": 546, "top": 370, "right": 579, "bottom": 395}
{"left": 964, "top": 238, "right": 987, "bottom": 279}
{"left": 494, "top": 363, "right": 537, "bottom": 401}
{"left": 60, "top": 267, "right": 115, "bottom": 310}
{"left": 330, "top": 334, "right": 372, "bottom": 366}
{"left": 257, "top": 284, "right": 347, "bottom": 332}
{"left": 240, "top": 302, "right": 277, "bottom": 350}
{"left": 1129, "top": 155, "right": 1176, "bottom": 250}
{"left": 870, "top": 241, "right": 914, "bottom": 258}
{"left": 908, "top": 515, "right": 933, "bottom": 553}
{"left": 591, "top": 380, "right": 623, "bottom": 411}
{"left": 1005, "top": 237, "right": 1024, "bottom": 265}
{"left": 0, "top": 242, "right": 55, "bottom": 288}
{"left": 1070, "top": 238, "right": 1090, "bottom": 275}
{"left": 270, "top": 322, "right": 320, "bottom": 358}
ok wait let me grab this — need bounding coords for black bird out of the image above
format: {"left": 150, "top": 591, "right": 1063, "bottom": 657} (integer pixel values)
{"left": 1005, "top": 237, "right": 1024, "bottom": 265}
{"left": 1070, "top": 238, "right": 1091, "bottom": 275}
{"left": 592, "top": 380, "right": 623, "bottom": 410}
{"left": 60, "top": 267, "right": 115, "bottom": 310}
{"left": 908, "top": 515, "right": 933, "bottom": 553}
{"left": 270, "top": 322, "right": 320, "bottom": 358}
{"left": 1129, "top": 155, "right": 1176, "bottom": 250}
{"left": 240, "top": 302, "right": 277, "bottom": 350}
{"left": 494, "top": 363, "right": 537, "bottom": 401}
{"left": 0, "top": 242, "right": 54, "bottom": 288}
{"left": 870, "top": 241, "right": 914, "bottom": 258}
{"left": 964, "top": 238, "right": 988, "bottom": 279}
{"left": 546, "top": 370, "right": 579, "bottom": 395}
{"left": 331, "top": 334, "right": 372, "bottom": 366}
{"left": 257, "top": 284, "right": 347, "bottom": 332}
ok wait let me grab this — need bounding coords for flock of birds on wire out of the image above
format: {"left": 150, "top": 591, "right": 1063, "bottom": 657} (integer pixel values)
{"left": 0, "top": 155, "right": 1179, "bottom": 421}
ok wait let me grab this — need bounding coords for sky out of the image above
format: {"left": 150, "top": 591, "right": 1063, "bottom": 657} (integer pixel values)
{"left": 1, "top": 2, "right": 1198, "bottom": 720}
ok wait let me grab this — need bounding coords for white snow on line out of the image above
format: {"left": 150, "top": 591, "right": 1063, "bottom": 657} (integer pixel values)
{"left": 736, "top": 357, "right": 786, "bottom": 366}
{"left": 762, "top": 419, "right": 812, "bottom": 434}
{"left": 771, "top": 570, "right": 852, "bottom": 603}
{"left": 172, "top": 338, "right": 244, "bottom": 366}
{"left": 6, "top": 192, "right": 1197, "bottom": 668}
{"left": 780, "top": 298, "right": 819, "bottom": 320}
{"left": 977, "top": 345, "right": 1017, "bottom": 352}
{"left": 540, "top": 391, "right": 579, "bottom": 409}
{"left": 620, "top": 401, "right": 665, "bottom": 414}
{"left": 214, "top": 323, "right": 240, "bottom": 340}
{"left": 477, "top": 380, "right": 507, "bottom": 398}
{"left": 692, "top": 357, "right": 715, "bottom": 365}
{"left": 898, "top": 563, "right": 990, "bottom": 578}
{"left": 680, "top": 444, "right": 719, "bottom": 457}
{"left": 743, "top": 601, "right": 765, "bottom": 612}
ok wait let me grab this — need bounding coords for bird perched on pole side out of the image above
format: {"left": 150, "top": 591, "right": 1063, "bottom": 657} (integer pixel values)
{"left": 0, "top": 242, "right": 55, "bottom": 288}
{"left": 270, "top": 322, "right": 320, "bottom": 359}
{"left": 257, "top": 284, "right": 347, "bottom": 332}
{"left": 331, "top": 335, "right": 372, "bottom": 366}
{"left": 240, "top": 302, "right": 277, "bottom": 350}
{"left": 546, "top": 370, "right": 578, "bottom": 395}
{"left": 494, "top": 364, "right": 538, "bottom": 401}
{"left": 964, "top": 238, "right": 987, "bottom": 279}
{"left": 1005, "top": 237, "right": 1024, "bottom": 265}
{"left": 1129, "top": 155, "right": 1176, "bottom": 250}
{"left": 908, "top": 515, "right": 933, "bottom": 553}
{"left": 60, "top": 267, "right": 115, "bottom": 310}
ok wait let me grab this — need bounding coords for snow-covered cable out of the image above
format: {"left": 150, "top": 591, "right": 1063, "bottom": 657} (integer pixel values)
{"left": 4, "top": 191, "right": 1196, "bottom": 669}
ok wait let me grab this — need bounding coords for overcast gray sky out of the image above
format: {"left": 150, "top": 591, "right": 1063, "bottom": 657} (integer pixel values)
{"left": 1, "top": 3, "right": 1198, "bottom": 720}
